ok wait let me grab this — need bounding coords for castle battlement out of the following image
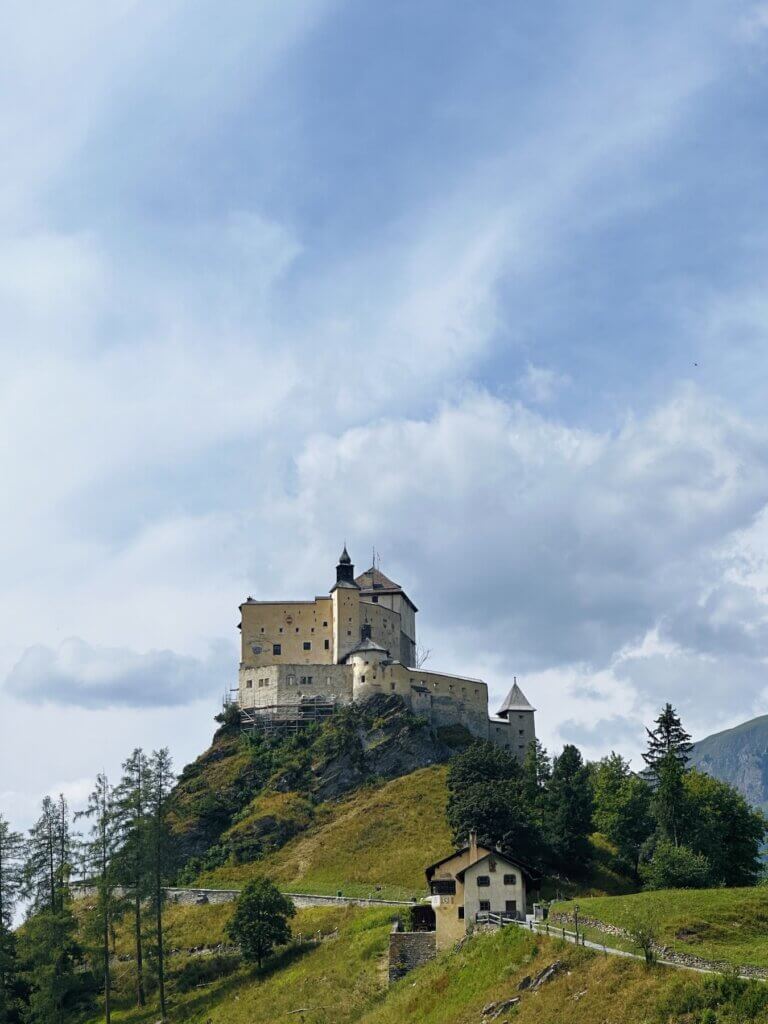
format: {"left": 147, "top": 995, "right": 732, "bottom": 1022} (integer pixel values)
{"left": 236, "top": 547, "right": 535, "bottom": 756}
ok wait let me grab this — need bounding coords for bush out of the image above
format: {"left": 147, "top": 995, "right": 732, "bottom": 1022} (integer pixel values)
{"left": 640, "top": 840, "right": 711, "bottom": 890}
{"left": 226, "top": 877, "right": 296, "bottom": 967}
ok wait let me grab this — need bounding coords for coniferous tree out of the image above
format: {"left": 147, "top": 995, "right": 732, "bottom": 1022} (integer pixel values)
{"left": 113, "top": 749, "right": 150, "bottom": 1008}
{"left": 0, "top": 816, "right": 25, "bottom": 1024}
{"left": 522, "top": 739, "right": 551, "bottom": 819}
{"left": 78, "top": 775, "right": 121, "bottom": 1024}
{"left": 642, "top": 703, "right": 692, "bottom": 774}
{"left": 546, "top": 745, "right": 593, "bottom": 870}
{"left": 21, "top": 797, "right": 90, "bottom": 1024}
{"left": 147, "top": 749, "right": 175, "bottom": 1023}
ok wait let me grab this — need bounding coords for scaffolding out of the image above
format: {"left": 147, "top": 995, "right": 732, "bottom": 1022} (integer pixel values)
{"left": 238, "top": 695, "right": 338, "bottom": 736}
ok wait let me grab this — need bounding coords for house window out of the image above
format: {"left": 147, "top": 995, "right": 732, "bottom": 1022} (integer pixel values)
{"left": 273, "top": 644, "right": 282, "bottom": 656}
{"left": 503, "top": 874, "right": 517, "bottom": 885}
{"left": 303, "top": 642, "right": 311, "bottom": 651}
{"left": 458, "top": 907, "right": 465, "bottom": 920}
{"left": 479, "top": 900, "right": 491, "bottom": 912}
{"left": 430, "top": 880, "right": 455, "bottom": 895}
{"left": 324, "top": 639, "right": 330, "bottom": 650}
{"left": 476, "top": 876, "right": 490, "bottom": 888}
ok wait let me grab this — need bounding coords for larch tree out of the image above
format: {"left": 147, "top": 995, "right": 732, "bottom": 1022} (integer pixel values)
{"left": 147, "top": 749, "right": 175, "bottom": 1023}
{"left": 113, "top": 749, "right": 150, "bottom": 1008}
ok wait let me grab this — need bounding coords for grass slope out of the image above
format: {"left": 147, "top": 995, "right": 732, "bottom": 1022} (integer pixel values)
{"left": 198, "top": 765, "right": 452, "bottom": 900}
{"left": 551, "top": 887, "right": 768, "bottom": 967}
{"left": 80, "top": 902, "right": 768, "bottom": 1024}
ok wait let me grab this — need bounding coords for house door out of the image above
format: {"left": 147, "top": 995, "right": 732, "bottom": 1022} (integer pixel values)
{"left": 505, "top": 900, "right": 517, "bottom": 918}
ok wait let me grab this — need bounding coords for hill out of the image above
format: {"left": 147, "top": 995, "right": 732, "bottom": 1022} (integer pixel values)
{"left": 169, "top": 694, "right": 470, "bottom": 880}
{"left": 691, "top": 715, "right": 768, "bottom": 811}
{"left": 78, "top": 900, "right": 768, "bottom": 1024}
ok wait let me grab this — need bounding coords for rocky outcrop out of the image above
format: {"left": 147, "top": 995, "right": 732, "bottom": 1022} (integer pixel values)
{"left": 690, "top": 714, "right": 768, "bottom": 811}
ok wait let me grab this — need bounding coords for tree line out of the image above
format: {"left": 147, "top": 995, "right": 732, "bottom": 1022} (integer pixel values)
{"left": 0, "top": 748, "right": 175, "bottom": 1024}
{"left": 447, "top": 702, "right": 767, "bottom": 889}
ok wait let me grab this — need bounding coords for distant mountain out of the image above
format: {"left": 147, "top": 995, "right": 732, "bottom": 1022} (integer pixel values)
{"left": 690, "top": 715, "right": 768, "bottom": 812}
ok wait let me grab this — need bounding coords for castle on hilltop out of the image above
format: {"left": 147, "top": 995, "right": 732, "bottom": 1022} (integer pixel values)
{"left": 236, "top": 547, "right": 535, "bottom": 756}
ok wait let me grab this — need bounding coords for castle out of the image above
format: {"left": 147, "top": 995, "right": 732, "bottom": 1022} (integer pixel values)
{"left": 236, "top": 547, "right": 535, "bottom": 755}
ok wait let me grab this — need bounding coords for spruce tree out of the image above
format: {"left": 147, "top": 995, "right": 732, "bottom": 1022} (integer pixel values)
{"left": 113, "top": 749, "right": 150, "bottom": 1008}
{"left": 642, "top": 703, "right": 692, "bottom": 773}
{"left": 0, "top": 816, "right": 25, "bottom": 1024}
{"left": 590, "top": 753, "right": 652, "bottom": 876}
{"left": 522, "top": 739, "right": 551, "bottom": 819}
{"left": 147, "top": 749, "right": 175, "bottom": 1022}
{"left": 546, "top": 745, "right": 593, "bottom": 870}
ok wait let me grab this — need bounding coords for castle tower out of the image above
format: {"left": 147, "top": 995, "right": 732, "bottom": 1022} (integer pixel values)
{"left": 331, "top": 545, "right": 360, "bottom": 663}
{"left": 347, "top": 636, "right": 390, "bottom": 701}
{"left": 493, "top": 679, "right": 536, "bottom": 759}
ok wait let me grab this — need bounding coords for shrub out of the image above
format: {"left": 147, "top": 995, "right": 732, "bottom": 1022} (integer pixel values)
{"left": 226, "top": 877, "right": 296, "bottom": 967}
{"left": 640, "top": 840, "right": 711, "bottom": 890}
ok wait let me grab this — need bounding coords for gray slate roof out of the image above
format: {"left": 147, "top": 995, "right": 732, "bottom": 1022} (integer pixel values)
{"left": 496, "top": 682, "right": 535, "bottom": 716}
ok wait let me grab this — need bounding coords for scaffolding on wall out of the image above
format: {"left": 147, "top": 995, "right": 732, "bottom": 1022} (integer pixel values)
{"left": 237, "top": 695, "right": 338, "bottom": 736}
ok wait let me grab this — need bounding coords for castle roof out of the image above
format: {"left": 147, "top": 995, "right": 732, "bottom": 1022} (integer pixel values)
{"left": 342, "top": 637, "right": 390, "bottom": 660}
{"left": 339, "top": 545, "right": 352, "bottom": 565}
{"left": 355, "top": 566, "right": 418, "bottom": 611}
{"left": 496, "top": 682, "right": 535, "bottom": 716}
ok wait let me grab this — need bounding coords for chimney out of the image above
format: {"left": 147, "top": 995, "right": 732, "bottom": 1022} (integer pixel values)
{"left": 469, "top": 829, "right": 478, "bottom": 864}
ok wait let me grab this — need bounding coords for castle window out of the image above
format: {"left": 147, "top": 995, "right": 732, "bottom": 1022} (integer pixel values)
{"left": 479, "top": 900, "right": 491, "bottom": 912}
{"left": 476, "top": 876, "right": 490, "bottom": 888}
{"left": 279, "top": 627, "right": 283, "bottom": 633}
{"left": 372, "top": 595, "right": 378, "bottom": 603}
{"left": 326, "top": 676, "right": 331, "bottom": 686}
{"left": 261, "top": 627, "right": 265, "bottom": 632}
{"left": 361, "top": 675, "right": 366, "bottom": 683}
{"left": 475, "top": 689, "right": 479, "bottom": 696}
{"left": 273, "top": 644, "right": 282, "bottom": 656}
{"left": 519, "top": 729, "right": 524, "bottom": 735}
{"left": 347, "top": 630, "right": 352, "bottom": 636}
{"left": 246, "top": 680, "right": 253, "bottom": 689}
{"left": 251, "top": 645, "right": 263, "bottom": 655}
{"left": 503, "top": 874, "right": 517, "bottom": 885}
{"left": 324, "top": 639, "right": 330, "bottom": 650}
{"left": 311, "top": 628, "right": 314, "bottom": 633}
{"left": 303, "top": 642, "right": 311, "bottom": 651}
{"left": 288, "top": 675, "right": 295, "bottom": 684}
{"left": 390, "top": 683, "right": 395, "bottom": 691}
{"left": 323, "top": 621, "right": 328, "bottom": 627}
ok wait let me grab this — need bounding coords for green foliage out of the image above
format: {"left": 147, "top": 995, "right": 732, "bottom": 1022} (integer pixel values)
{"left": 446, "top": 741, "right": 546, "bottom": 865}
{"left": 643, "top": 702, "right": 693, "bottom": 773}
{"left": 590, "top": 753, "right": 652, "bottom": 876}
{"left": 18, "top": 906, "right": 94, "bottom": 1024}
{"left": 640, "top": 840, "right": 712, "bottom": 890}
{"left": 657, "top": 970, "right": 768, "bottom": 1024}
{"left": 683, "top": 769, "right": 767, "bottom": 886}
{"left": 652, "top": 750, "right": 690, "bottom": 847}
{"left": 226, "top": 877, "right": 296, "bottom": 967}
{"left": 546, "top": 744, "right": 593, "bottom": 871}
{"left": 0, "top": 816, "right": 25, "bottom": 1024}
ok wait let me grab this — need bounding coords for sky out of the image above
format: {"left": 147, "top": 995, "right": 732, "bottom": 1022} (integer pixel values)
{"left": 3, "top": 0, "right": 768, "bottom": 831}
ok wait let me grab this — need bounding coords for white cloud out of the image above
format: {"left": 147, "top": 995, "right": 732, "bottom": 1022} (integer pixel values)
{"left": 6, "top": 637, "right": 228, "bottom": 709}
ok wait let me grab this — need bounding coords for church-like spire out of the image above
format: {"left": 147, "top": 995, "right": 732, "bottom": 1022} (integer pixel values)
{"left": 496, "top": 679, "right": 535, "bottom": 718}
{"left": 332, "top": 543, "right": 358, "bottom": 590}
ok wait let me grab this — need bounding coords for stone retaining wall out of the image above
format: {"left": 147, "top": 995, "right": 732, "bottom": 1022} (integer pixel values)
{"left": 550, "top": 911, "right": 768, "bottom": 980}
{"left": 73, "top": 883, "right": 414, "bottom": 911}
{"left": 388, "top": 927, "right": 437, "bottom": 982}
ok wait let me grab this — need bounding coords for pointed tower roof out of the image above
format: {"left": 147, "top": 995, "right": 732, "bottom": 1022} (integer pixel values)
{"left": 496, "top": 681, "right": 535, "bottom": 717}
{"left": 339, "top": 544, "right": 352, "bottom": 565}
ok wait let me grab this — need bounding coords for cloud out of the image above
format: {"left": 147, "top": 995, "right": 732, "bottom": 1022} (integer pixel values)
{"left": 518, "top": 363, "right": 570, "bottom": 404}
{"left": 5, "top": 637, "right": 228, "bottom": 709}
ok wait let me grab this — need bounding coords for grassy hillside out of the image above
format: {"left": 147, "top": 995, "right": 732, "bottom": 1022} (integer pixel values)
{"left": 198, "top": 765, "right": 452, "bottom": 900}
{"left": 79, "top": 901, "right": 768, "bottom": 1024}
{"left": 551, "top": 887, "right": 768, "bottom": 968}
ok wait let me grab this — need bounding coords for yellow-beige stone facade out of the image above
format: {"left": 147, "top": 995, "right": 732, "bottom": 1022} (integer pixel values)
{"left": 236, "top": 547, "right": 536, "bottom": 753}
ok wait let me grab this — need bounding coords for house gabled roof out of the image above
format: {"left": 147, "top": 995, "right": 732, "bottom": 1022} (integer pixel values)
{"left": 424, "top": 845, "right": 492, "bottom": 881}
{"left": 454, "top": 850, "right": 537, "bottom": 883}
{"left": 496, "top": 681, "right": 535, "bottom": 717}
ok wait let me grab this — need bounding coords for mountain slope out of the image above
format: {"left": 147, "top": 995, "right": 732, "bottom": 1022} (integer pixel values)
{"left": 691, "top": 714, "right": 768, "bottom": 811}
